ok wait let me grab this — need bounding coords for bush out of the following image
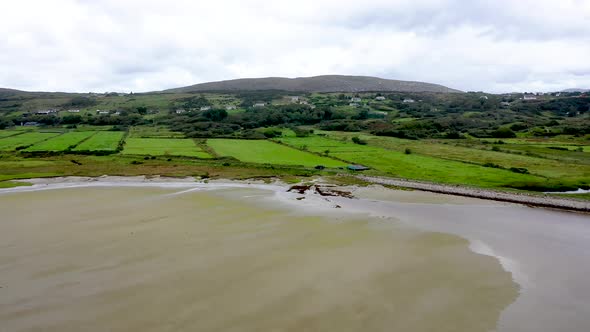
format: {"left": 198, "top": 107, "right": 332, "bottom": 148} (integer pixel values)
{"left": 405, "top": 148, "right": 412, "bottom": 155}
{"left": 263, "top": 129, "right": 281, "bottom": 138}
{"left": 510, "top": 167, "right": 529, "bottom": 174}
{"left": 351, "top": 136, "right": 367, "bottom": 145}
{"left": 491, "top": 127, "right": 516, "bottom": 138}
{"left": 483, "top": 162, "right": 502, "bottom": 168}
{"left": 444, "top": 132, "right": 464, "bottom": 139}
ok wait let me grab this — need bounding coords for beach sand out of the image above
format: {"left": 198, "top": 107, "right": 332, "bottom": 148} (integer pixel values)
{"left": 0, "top": 182, "right": 517, "bottom": 332}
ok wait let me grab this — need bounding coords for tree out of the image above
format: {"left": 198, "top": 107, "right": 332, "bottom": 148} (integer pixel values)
{"left": 0, "top": 118, "right": 11, "bottom": 129}
{"left": 136, "top": 106, "right": 148, "bottom": 115}
{"left": 203, "top": 109, "right": 228, "bottom": 121}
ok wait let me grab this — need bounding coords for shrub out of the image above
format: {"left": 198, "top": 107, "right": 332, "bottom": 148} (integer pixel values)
{"left": 510, "top": 167, "right": 529, "bottom": 174}
{"left": 483, "top": 162, "right": 502, "bottom": 168}
{"left": 351, "top": 136, "right": 367, "bottom": 145}
{"left": 405, "top": 148, "right": 412, "bottom": 155}
{"left": 491, "top": 127, "right": 516, "bottom": 138}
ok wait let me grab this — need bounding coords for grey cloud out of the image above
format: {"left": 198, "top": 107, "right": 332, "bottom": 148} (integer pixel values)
{"left": 0, "top": 0, "right": 589, "bottom": 93}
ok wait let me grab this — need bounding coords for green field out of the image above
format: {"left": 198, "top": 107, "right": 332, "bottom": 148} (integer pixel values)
{"left": 24, "top": 132, "right": 95, "bottom": 152}
{"left": 207, "top": 139, "right": 346, "bottom": 167}
{"left": 0, "top": 130, "right": 26, "bottom": 139}
{"left": 73, "top": 131, "right": 125, "bottom": 152}
{"left": 351, "top": 136, "right": 590, "bottom": 184}
{"left": 277, "top": 136, "right": 557, "bottom": 189}
{"left": 0, "top": 132, "right": 60, "bottom": 151}
{"left": 122, "top": 138, "right": 211, "bottom": 158}
{"left": 128, "top": 126, "right": 185, "bottom": 138}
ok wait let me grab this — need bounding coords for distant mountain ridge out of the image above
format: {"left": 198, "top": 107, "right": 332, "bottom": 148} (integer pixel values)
{"left": 561, "top": 88, "right": 589, "bottom": 93}
{"left": 163, "top": 75, "right": 462, "bottom": 93}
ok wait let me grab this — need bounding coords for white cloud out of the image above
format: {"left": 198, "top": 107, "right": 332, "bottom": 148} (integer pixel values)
{"left": 0, "top": 0, "right": 589, "bottom": 93}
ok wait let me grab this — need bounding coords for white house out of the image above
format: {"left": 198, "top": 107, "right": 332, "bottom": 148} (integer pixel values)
{"left": 375, "top": 96, "right": 386, "bottom": 101}
{"left": 96, "top": 110, "right": 109, "bottom": 115}
{"left": 523, "top": 94, "right": 537, "bottom": 100}
{"left": 67, "top": 109, "right": 80, "bottom": 113}
{"left": 403, "top": 98, "right": 416, "bottom": 103}
{"left": 175, "top": 109, "right": 186, "bottom": 114}
{"left": 290, "top": 96, "right": 300, "bottom": 103}
{"left": 351, "top": 97, "right": 361, "bottom": 103}
{"left": 225, "top": 105, "right": 237, "bottom": 110}
{"left": 36, "top": 109, "right": 57, "bottom": 115}
{"left": 200, "top": 106, "right": 211, "bottom": 111}
{"left": 253, "top": 103, "right": 266, "bottom": 108}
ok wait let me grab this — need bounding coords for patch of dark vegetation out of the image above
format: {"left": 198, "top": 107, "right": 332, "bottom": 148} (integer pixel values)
{"left": 509, "top": 167, "right": 530, "bottom": 174}
{"left": 287, "top": 184, "right": 354, "bottom": 198}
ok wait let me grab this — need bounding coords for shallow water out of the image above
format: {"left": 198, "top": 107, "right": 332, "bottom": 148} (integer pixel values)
{"left": 341, "top": 187, "right": 590, "bottom": 332}
{"left": 0, "top": 185, "right": 517, "bottom": 332}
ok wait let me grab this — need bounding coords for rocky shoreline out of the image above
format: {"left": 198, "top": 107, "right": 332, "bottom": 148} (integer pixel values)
{"left": 358, "top": 176, "right": 590, "bottom": 213}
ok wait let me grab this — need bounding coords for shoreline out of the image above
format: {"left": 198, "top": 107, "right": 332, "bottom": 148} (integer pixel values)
{"left": 359, "top": 175, "right": 590, "bottom": 213}
{"left": 4, "top": 174, "right": 590, "bottom": 213}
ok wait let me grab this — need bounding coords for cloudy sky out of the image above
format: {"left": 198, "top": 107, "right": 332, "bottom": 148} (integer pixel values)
{"left": 1, "top": 0, "right": 589, "bottom": 93}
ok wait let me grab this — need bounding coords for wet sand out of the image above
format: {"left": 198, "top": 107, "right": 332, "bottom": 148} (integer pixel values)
{"left": 0, "top": 184, "right": 517, "bottom": 332}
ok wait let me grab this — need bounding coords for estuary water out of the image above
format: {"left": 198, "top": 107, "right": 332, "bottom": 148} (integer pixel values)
{"left": 0, "top": 181, "right": 588, "bottom": 331}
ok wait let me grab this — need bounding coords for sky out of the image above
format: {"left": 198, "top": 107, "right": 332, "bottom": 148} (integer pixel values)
{"left": 1, "top": 0, "right": 589, "bottom": 93}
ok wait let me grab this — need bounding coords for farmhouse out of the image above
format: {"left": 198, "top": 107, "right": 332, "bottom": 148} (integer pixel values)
{"left": 175, "top": 109, "right": 186, "bottom": 114}
{"left": 36, "top": 109, "right": 57, "bottom": 115}
{"left": 349, "top": 103, "right": 359, "bottom": 107}
{"left": 290, "top": 96, "right": 300, "bottom": 103}
{"left": 523, "top": 94, "right": 537, "bottom": 100}
{"left": 67, "top": 109, "right": 80, "bottom": 113}
{"left": 200, "top": 106, "right": 211, "bottom": 111}
{"left": 253, "top": 103, "right": 266, "bottom": 108}
{"left": 403, "top": 98, "right": 416, "bottom": 103}
{"left": 96, "top": 110, "right": 110, "bottom": 115}
{"left": 375, "top": 96, "right": 386, "bottom": 101}
{"left": 351, "top": 97, "right": 361, "bottom": 103}
{"left": 225, "top": 105, "right": 237, "bottom": 110}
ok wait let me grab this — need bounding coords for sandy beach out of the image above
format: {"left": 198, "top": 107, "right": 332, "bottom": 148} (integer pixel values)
{"left": 1, "top": 177, "right": 590, "bottom": 331}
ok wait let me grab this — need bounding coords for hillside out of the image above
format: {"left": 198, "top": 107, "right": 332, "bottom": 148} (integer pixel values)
{"left": 163, "top": 75, "right": 462, "bottom": 94}
{"left": 562, "top": 88, "right": 590, "bottom": 93}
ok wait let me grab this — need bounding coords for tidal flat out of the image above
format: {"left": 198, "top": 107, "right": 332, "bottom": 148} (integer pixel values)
{"left": 0, "top": 179, "right": 588, "bottom": 331}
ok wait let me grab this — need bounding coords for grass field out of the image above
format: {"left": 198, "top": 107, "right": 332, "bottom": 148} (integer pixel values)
{"left": 0, "top": 130, "right": 26, "bottom": 139}
{"left": 122, "top": 138, "right": 211, "bottom": 158}
{"left": 207, "top": 139, "right": 346, "bottom": 167}
{"left": 0, "top": 132, "right": 60, "bottom": 151}
{"left": 277, "top": 136, "right": 561, "bottom": 189}
{"left": 128, "top": 126, "right": 185, "bottom": 138}
{"left": 24, "top": 132, "right": 95, "bottom": 152}
{"left": 306, "top": 131, "right": 590, "bottom": 188}
{"left": 73, "top": 131, "right": 125, "bottom": 152}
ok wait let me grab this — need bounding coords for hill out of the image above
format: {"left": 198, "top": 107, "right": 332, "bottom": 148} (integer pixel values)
{"left": 163, "top": 75, "right": 462, "bottom": 94}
